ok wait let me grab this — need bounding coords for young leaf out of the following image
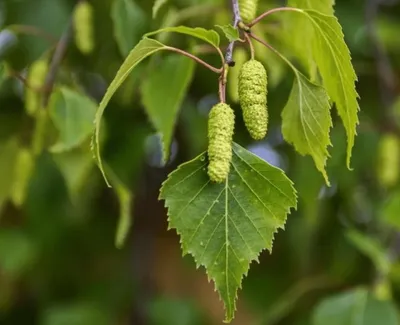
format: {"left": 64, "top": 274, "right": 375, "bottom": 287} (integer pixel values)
{"left": 92, "top": 37, "right": 167, "bottom": 186}
{"left": 141, "top": 55, "right": 195, "bottom": 163}
{"left": 301, "top": 9, "right": 360, "bottom": 168}
{"left": 111, "top": 0, "right": 148, "bottom": 56}
{"left": 215, "top": 24, "right": 240, "bottom": 42}
{"left": 282, "top": 72, "right": 332, "bottom": 185}
{"left": 153, "top": 0, "right": 168, "bottom": 19}
{"left": 49, "top": 87, "right": 97, "bottom": 153}
{"left": 312, "top": 288, "right": 399, "bottom": 325}
{"left": 159, "top": 142, "right": 297, "bottom": 322}
{"left": 145, "top": 26, "right": 220, "bottom": 49}
{"left": 288, "top": 0, "right": 335, "bottom": 15}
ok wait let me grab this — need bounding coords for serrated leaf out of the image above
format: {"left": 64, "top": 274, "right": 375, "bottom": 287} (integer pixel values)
{"left": 159, "top": 142, "right": 297, "bottom": 322}
{"left": 141, "top": 55, "right": 195, "bottom": 163}
{"left": 215, "top": 24, "right": 240, "bottom": 42}
{"left": 282, "top": 72, "right": 332, "bottom": 185}
{"left": 346, "top": 230, "right": 391, "bottom": 275}
{"left": 92, "top": 37, "right": 167, "bottom": 186}
{"left": 285, "top": 0, "right": 335, "bottom": 79}
{"left": 312, "top": 288, "right": 399, "bottom": 325}
{"left": 49, "top": 87, "right": 97, "bottom": 153}
{"left": 153, "top": 0, "right": 168, "bottom": 19}
{"left": 111, "top": 0, "right": 148, "bottom": 57}
{"left": 145, "top": 26, "right": 220, "bottom": 49}
{"left": 300, "top": 9, "right": 360, "bottom": 168}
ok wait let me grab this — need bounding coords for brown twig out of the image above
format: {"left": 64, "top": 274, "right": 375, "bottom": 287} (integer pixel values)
{"left": 244, "top": 33, "right": 255, "bottom": 59}
{"left": 7, "top": 24, "right": 57, "bottom": 44}
{"left": 249, "top": 7, "right": 301, "bottom": 27}
{"left": 225, "top": 0, "right": 242, "bottom": 65}
{"left": 41, "top": 19, "right": 73, "bottom": 107}
{"left": 164, "top": 46, "right": 223, "bottom": 74}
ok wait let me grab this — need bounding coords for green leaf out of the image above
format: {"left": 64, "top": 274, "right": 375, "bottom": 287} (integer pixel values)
{"left": 92, "top": 37, "right": 167, "bottom": 186}
{"left": 381, "top": 191, "right": 400, "bottom": 231}
{"left": 300, "top": 9, "right": 360, "bottom": 168}
{"left": 282, "top": 72, "right": 332, "bottom": 185}
{"left": 0, "top": 137, "right": 19, "bottom": 213}
{"left": 159, "top": 142, "right": 297, "bottom": 322}
{"left": 141, "top": 55, "right": 195, "bottom": 163}
{"left": 153, "top": 0, "right": 168, "bottom": 19}
{"left": 111, "top": 0, "right": 148, "bottom": 57}
{"left": 49, "top": 87, "right": 97, "bottom": 153}
{"left": 288, "top": 0, "right": 335, "bottom": 15}
{"left": 215, "top": 24, "right": 240, "bottom": 42}
{"left": 346, "top": 230, "right": 391, "bottom": 275}
{"left": 145, "top": 26, "right": 220, "bottom": 49}
{"left": 312, "top": 288, "right": 399, "bottom": 325}
{"left": 105, "top": 167, "right": 134, "bottom": 249}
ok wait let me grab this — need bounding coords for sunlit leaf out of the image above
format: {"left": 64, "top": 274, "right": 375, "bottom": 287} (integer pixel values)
{"left": 49, "top": 87, "right": 97, "bottom": 153}
{"left": 145, "top": 26, "right": 220, "bottom": 49}
{"left": 160, "top": 142, "right": 297, "bottom": 322}
{"left": 215, "top": 24, "right": 240, "bottom": 42}
{"left": 92, "top": 37, "right": 167, "bottom": 186}
{"left": 111, "top": 0, "right": 148, "bottom": 57}
{"left": 282, "top": 72, "right": 332, "bottom": 184}
{"left": 141, "top": 55, "right": 195, "bottom": 163}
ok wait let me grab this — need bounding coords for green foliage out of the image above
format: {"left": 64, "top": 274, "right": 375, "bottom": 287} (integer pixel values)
{"left": 142, "top": 55, "right": 195, "bottom": 163}
{"left": 160, "top": 143, "right": 297, "bottom": 321}
{"left": 216, "top": 24, "right": 240, "bottom": 42}
{"left": 282, "top": 72, "right": 332, "bottom": 184}
{"left": 111, "top": 0, "right": 147, "bottom": 57}
{"left": 49, "top": 87, "right": 97, "bottom": 153}
{"left": 312, "top": 288, "right": 399, "bottom": 325}
{"left": 153, "top": 0, "right": 169, "bottom": 19}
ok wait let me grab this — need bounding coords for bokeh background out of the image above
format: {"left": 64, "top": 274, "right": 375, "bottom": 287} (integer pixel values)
{"left": 1, "top": 0, "right": 400, "bottom": 324}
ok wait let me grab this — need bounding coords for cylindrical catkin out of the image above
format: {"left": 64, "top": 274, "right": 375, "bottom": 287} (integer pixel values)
{"left": 207, "top": 103, "right": 235, "bottom": 183}
{"left": 238, "top": 0, "right": 259, "bottom": 24}
{"left": 73, "top": 1, "right": 95, "bottom": 55}
{"left": 228, "top": 48, "right": 249, "bottom": 103}
{"left": 377, "top": 133, "right": 400, "bottom": 188}
{"left": 25, "top": 59, "right": 48, "bottom": 116}
{"left": 238, "top": 59, "right": 268, "bottom": 140}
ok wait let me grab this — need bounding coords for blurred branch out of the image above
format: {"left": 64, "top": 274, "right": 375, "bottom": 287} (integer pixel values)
{"left": 225, "top": 0, "right": 242, "bottom": 65}
{"left": 255, "top": 275, "right": 339, "bottom": 325}
{"left": 42, "top": 19, "right": 73, "bottom": 107}
{"left": 7, "top": 24, "right": 57, "bottom": 44}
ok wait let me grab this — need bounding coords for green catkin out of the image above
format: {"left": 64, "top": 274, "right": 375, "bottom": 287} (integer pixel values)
{"left": 207, "top": 103, "right": 235, "bottom": 183}
{"left": 228, "top": 48, "right": 249, "bottom": 103}
{"left": 238, "top": 0, "right": 259, "bottom": 23}
{"left": 73, "top": 1, "right": 95, "bottom": 55}
{"left": 238, "top": 60, "right": 268, "bottom": 140}
{"left": 25, "top": 59, "right": 48, "bottom": 116}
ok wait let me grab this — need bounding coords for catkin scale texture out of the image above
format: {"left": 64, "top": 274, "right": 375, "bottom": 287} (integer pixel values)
{"left": 238, "top": 60, "right": 268, "bottom": 140}
{"left": 207, "top": 103, "right": 235, "bottom": 183}
{"left": 238, "top": 0, "right": 259, "bottom": 23}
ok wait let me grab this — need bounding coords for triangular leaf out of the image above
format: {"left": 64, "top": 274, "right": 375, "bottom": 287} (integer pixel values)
{"left": 312, "top": 288, "right": 399, "bottom": 325}
{"left": 49, "top": 87, "right": 97, "bottom": 153}
{"left": 111, "top": 0, "right": 148, "bottom": 57}
{"left": 159, "top": 142, "right": 297, "bottom": 322}
{"left": 215, "top": 24, "right": 240, "bottom": 42}
{"left": 145, "top": 26, "right": 220, "bottom": 49}
{"left": 282, "top": 72, "right": 332, "bottom": 184}
{"left": 141, "top": 55, "right": 195, "bottom": 163}
{"left": 92, "top": 37, "right": 167, "bottom": 186}
{"left": 152, "top": 0, "right": 168, "bottom": 19}
{"left": 301, "top": 9, "right": 360, "bottom": 168}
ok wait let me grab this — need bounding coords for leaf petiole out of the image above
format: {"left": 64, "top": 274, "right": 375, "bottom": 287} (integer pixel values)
{"left": 164, "top": 46, "right": 223, "bottom": 74}
{"left": 249, "top": 7, "right": 302, "bottom": 28}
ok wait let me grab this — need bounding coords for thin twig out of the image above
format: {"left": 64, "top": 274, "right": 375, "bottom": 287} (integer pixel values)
{"left": 244, "top": 33, "right": 254, "bottom": 59}
{"left": 164, "top": 47, "right": 223, "bottom": 74}
{"left": 8, "top": 69, "right": 46, "bottom": 93}
{"left": 225, "top": 0, "right": 242, "bottom": 65}
{"left": 249, "top": 7, "right": 301, "bottom": 27}
{"left": 42, "top": 19, "right": 73, "bottom": 107}
{"left": 7, "top": 24, "right": 57, "bottom": 44}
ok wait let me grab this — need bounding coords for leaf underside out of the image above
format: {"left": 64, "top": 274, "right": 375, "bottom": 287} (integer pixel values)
{"left": 159, "top": 142, "right": 297, "bottom": 322}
